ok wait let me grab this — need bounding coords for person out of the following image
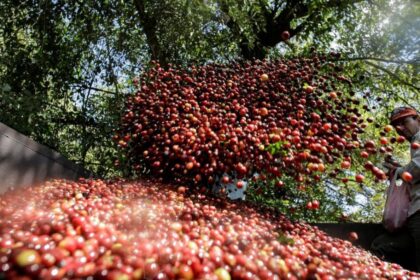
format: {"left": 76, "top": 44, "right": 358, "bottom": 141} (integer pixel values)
{"left": 370, "top": 106, "right": 420, "bottom": 272}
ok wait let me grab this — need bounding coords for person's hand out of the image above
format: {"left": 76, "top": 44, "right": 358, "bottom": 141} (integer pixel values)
{"left": 384, "top": 155, "right": 401, "bottom": 167}
{"left": 383, "top": 161, "right": 399, "bottom": 170}
{"left": 384, "top": 155, "right": 401, "bottom": 178}
{"left": 383, "top": 161, "right": 399, "bottom": 179}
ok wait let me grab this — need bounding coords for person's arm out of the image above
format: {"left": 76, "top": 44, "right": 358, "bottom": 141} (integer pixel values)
{"left": 396, "top": 137, "right": 420, "bottom": 184}
{"left": 383, "top": 155, "right": 401, "bottom": 178}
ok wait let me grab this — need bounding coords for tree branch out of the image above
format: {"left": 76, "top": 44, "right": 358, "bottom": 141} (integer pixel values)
{"left": 324, "top": 179, "right": 372, "bottom": 208}
{"left": 219, "top": 1, "right": 260, "bottom": 58}
{"left": 288, "top": 9, "right": 320, "bottom": 38}
{"left": 337, "top": 56, "right": 419, "bottom": 65}
{"left": 281, "top": 0, "right": 305, "bottom": 21}
{"left": 73, "top": 85, "right": 126, "bottom": 95}
{"left": 364, "top": 61, "right": 420, "bottom": 92}
{"left": 324, "top": 0, "right": 366, "bottom": 7}
{"left": 367, "top": 81, "right": 414, "bottom": 108}
{"left": 288, "top": 0, "right": 366, "bottom": 37}
{"left": 49, "top": 116, "right": 99, "bottom": 128}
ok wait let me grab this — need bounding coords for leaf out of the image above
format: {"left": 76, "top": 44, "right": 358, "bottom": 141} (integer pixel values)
{"left": 1, "top": 83, "right": 11, "bottom": 92}
{"left": 277, "top": 231, "right": 295, "bottom": 246}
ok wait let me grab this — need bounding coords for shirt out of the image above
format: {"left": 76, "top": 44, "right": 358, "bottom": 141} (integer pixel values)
{"left": 211, "top": 173, "right": 249, "bottom": 200}
{"left": 397, "top": 131, "right": 420, "bottom": 217}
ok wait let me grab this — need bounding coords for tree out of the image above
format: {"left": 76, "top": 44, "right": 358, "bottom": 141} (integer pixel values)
{"left": 0, "top": 0, "right": 146, "bottom": 176}
{"left": 216, "top": 0, "right": 364, "bottom": 59}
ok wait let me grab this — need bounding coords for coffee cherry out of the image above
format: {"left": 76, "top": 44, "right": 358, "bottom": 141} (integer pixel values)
{"left": 384, "top": 125, "right": 393, "bottom": 133}
{"left": 401, "top": 171, "right": 413, "bottom": 182}
{"left": 355, "top": 174, "right": 364, "bottom": 183}
{"left": 260, "top": 73, "right": 269, "bottom": 81}
{"left": 15, "top": 249, "right": 41, "bottom": 267}
{"left": 0, "top": 178, "right": 417, "bottom": 279}
{"left": 348, "top": 232, "right": 358, "bottom": 241}
{"left": 281, "top": 31, "right": 290, "bottom": 41}
{"left": 341, "top": 161, "right": 351, "bottom": 169}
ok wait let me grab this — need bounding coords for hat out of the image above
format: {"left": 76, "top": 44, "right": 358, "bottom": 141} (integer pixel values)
{"left": 390, "top": 107, "right": 419, "bottom": 125}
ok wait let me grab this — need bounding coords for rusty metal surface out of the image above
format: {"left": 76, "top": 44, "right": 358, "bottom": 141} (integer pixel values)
{"left": 0, "top": 122, "right": 91, "bottom": 193}
{"left": 313, "top": 222, "right": 416, "bottom": 271}
{"left": 312, "top": 222, "right": 385, "bottom": 250}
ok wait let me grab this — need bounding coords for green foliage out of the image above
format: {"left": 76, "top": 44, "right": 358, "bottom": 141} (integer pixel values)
{"left": 277, "top": 231, "right": 295, "bottom": 246}
{"left": 0, "top": 0, "right": 144, "bottom": 177}
{"left": 247, "top": 175, "right": 345, "bottom": 223}
{"left": 265, "top": 140, "right": 288, "bottom": 156}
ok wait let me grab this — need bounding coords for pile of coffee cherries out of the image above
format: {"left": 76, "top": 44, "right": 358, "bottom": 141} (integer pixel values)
{"left": 115, "top": 54, "right": 394, "bottom": 190}
{"left": 0, "top": 179, "right": 417, "bottom": 279}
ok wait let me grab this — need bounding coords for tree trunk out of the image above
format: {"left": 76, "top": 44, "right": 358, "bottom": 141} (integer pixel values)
{"left": 132, "top": 0, "right": 169, "bottom": 66}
